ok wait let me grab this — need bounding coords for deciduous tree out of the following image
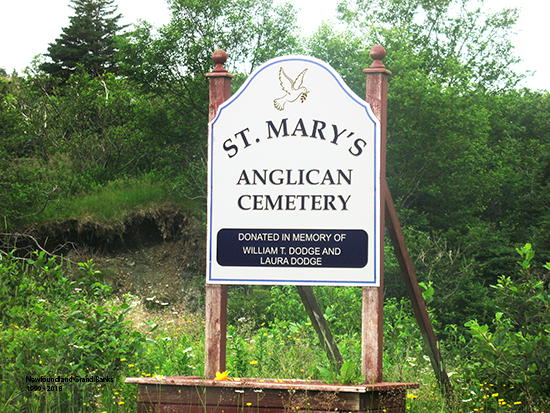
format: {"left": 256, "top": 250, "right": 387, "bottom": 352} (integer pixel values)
{"left": 116, "top": 0, "right": 301, "bottom": 198}
{"left": 304, "top": 0, "right": 550, "bottom": 330}
{"left": 337, "top": 0, "right": 523, "bottom": 91}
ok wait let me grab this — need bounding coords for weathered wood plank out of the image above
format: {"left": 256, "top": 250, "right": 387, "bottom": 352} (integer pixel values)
{"left": 137, "top": 400, "right": 405, "bottom": 412}
{"left": 368, "top": 388, "right": 406, "bottom": 408}
{"left": 137, "top": 384, "right": 362, "bottom": 411}
{"left": 128, "top": 377, "right": 417, "bottom": 413}
{"left": 126, "top": 377, "right": 418, "bottom": 393}
{"left": 133, "top": 384, "right": 412, "bottom": 412}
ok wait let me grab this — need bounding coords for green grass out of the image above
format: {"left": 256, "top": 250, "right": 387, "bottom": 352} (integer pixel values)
{"left": 22, "top": 174, "right": 202, "bottom": 226}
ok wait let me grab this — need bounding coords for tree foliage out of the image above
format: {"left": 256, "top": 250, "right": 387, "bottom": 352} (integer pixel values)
{"left": 2, "top": 0, "right": 550, "bottom": 408}
{"left": 299, "top": 0, "right": 550, "bottom": 331}
{"left": 337, "top": 0, "right": 523, "bottom": 91}
{"left": 0, "top": 0, "right": 303, "bottom": 227}
{"left": 0, "top": 70, "right": 155, "bottom": 227}
{"left": 1, "top": 0, "right": 549, "bottom": 346}
{"left": 115, "top": 0, "right": 301, "bottom": 198}
{"left": 40, "top": 0, "right": 124, "bottom": 79}
{"left": 117, "top": 0, "right": 300, "bottom": 118}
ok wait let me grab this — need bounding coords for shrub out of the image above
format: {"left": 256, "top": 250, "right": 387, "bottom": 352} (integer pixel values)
{"left": 0, "top": 251, "right": 145, "bottom": 412}
{"left": 465, "top": 244, "right": 550, "bottom": 412}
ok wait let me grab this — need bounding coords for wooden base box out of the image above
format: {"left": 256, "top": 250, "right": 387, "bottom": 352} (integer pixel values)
{"left": 125, "top": 377, "right": 419, "bottom": 413}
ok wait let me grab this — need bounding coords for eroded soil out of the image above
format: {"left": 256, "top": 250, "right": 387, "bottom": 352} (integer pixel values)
{"left": 8, "top": 205, "right": 207, "bottom": 311}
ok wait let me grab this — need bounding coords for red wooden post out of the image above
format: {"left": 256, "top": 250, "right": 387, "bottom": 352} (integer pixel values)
{"left": 297, "top": 286, "right": 344, "bottom": 370}
{"left": 205, "top": 49, "right": 233, "bottom": 380}
{"left": 362, "top": 45, "right": 391, "bottom": 384}
{"left": 384, "top": 179, "right": 454, "bottom": 396}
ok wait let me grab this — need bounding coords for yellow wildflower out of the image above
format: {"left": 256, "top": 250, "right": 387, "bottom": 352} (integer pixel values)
{"left": 214, "top": 371, "right": 232, "bottom": 381}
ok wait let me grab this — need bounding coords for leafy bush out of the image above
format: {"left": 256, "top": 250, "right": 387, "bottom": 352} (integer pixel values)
{"left": 0, "top": 251, "right": 145, "bottom": 412}
{"left": 317, "top": 360, "right": 364, "bottom": 385}
{"left": 266, "top": 285, "right": 362, "bottom": 336}
{"left": 383, "top": 296, "right": 426, "bottom": 381}
{"left": 465, "top": 244, "right": 550, "bottom": 412}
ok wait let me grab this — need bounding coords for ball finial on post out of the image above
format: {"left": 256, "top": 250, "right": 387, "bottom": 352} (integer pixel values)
{"left": 369, "top": 45, "right": 387, "bottom": 69}
{"left": 212, "top": 49, "right": 228, "bottom": 73}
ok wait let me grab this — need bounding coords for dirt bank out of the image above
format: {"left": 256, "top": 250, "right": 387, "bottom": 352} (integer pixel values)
{"left": 5, "top": 205, "right": 207, "bottom": 311}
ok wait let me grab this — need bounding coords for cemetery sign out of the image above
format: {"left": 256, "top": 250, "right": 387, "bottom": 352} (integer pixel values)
{"left": 207, "top": 56, "right": 380, "bottom": 286}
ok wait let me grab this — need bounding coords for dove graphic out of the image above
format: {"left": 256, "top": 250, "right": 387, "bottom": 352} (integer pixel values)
{"left": 273, "top": 67, "right": 309, "bottom": 111}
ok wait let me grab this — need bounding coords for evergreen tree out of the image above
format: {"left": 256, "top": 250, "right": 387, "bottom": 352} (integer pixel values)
{"left": 40, "top": 0, "right": 124, "bottom": 79}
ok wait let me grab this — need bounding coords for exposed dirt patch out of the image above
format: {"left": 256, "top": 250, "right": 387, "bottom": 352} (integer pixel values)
{"left": 7, "top": 205, "right": 207, "bottom": 311}
{"left": 70, "top": 240, "right": 206, "bottom": 312}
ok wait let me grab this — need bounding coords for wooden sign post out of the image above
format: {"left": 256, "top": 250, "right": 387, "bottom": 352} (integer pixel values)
{"left": 362, "top": 45, "right": 390, "bottom": 384}
{"left": 204, "top": 50, "right": 233, "bottom": 379}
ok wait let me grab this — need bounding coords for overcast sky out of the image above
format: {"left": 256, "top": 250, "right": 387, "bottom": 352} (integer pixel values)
{"left": 1, "top": 0, "right": 548, "bottom": 91}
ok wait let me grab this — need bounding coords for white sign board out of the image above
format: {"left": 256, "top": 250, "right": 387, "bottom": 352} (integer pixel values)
{"left": 207, "top": 56, "right": 380, "bottom": 286}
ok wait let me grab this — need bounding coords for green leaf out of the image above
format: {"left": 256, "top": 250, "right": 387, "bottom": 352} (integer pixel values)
{"left": 339, "top": 360, "right": 355, "bottom": 380}
{"left": 316, "top": 365, "right": 335, "bottom": 384}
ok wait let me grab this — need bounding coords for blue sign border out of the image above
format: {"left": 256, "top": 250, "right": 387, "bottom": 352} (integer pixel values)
{"left": 207, "top": 56, "right": 380, "bottom": 286}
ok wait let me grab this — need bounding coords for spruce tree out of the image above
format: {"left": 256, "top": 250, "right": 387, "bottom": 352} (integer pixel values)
{"left": 40, "top": 0, "right": 124, "bottom": 79}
